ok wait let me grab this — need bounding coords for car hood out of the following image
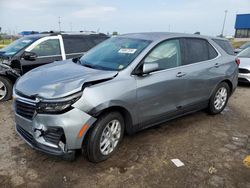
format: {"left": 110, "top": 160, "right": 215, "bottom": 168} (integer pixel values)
{"left": 238, "top": 57, "right": 250, "bottom": 70}
{"left": 15, "top": 60, "right": 118, "bottom": 99}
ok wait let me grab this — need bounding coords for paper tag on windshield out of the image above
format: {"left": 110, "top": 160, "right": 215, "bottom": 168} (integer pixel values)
{"left": 22, "top": 40, "right": 32, "bottom": 43}
{"left": 118, "top": 48, "right": 137, "bottom": 54}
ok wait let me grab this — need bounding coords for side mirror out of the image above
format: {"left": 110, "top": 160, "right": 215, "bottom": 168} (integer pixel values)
{"left": 143, "top": 63, "right": 159, "bottom": 74}
{"left": 23, "top": 51, "right": 37, "bottom": 61}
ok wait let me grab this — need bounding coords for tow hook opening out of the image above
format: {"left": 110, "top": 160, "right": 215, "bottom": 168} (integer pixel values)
{"left": 42, "top": 127, "right": 67, "bottom": 152}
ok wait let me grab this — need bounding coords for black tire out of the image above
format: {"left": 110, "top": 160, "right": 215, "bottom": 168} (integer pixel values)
{"left": 0, "top": 76, "right": 13, "bottom": 102}
{"left": 208, "top": 82, "right": 230, "bottom": 115}
{"left": 85, "top": 112, "right": 124, "bottom": 163}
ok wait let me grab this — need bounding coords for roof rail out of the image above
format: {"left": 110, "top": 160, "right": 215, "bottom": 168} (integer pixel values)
{"left": 40, "top": 30, "right": 107, "bottom": 36}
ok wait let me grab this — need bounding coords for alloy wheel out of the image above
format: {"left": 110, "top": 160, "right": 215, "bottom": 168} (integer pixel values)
{"left": 100, "top": 119, "right": 121, "bottom": 155}
{"left": 214, "top": 87, "right": 228, "bottom": 110}
{"left": 0, "top": 81, "right": 7, "bottom": 101}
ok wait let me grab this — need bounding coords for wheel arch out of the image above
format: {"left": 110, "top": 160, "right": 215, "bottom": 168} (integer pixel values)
{"left": 92, "top": 105, "right": 134, "bottom": 135}
{"left": 210, "top": 79, "right": 233, "bottom": 99}
{"left": 0, "top": 74, "right": 17, "bottom": 85}
{"left": 221, "top": 79, "right": 233, "bottom": 95}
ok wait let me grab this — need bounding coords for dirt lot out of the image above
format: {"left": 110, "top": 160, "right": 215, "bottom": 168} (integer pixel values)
{"left": 0, "top": 85, "right": 250, "bottom": 188}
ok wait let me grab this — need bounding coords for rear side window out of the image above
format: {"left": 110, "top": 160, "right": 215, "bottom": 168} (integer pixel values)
{"left": 63, "top": 37, "right": 91, "bottom": 54}
{"left": 182, "top": 38, "right": 218, "bottom": 65}
{"left": 63, "top": 35, "right": 108, "bottom": 54}
{"left": 212, "top": 39, "right": 234, "bottom": 55}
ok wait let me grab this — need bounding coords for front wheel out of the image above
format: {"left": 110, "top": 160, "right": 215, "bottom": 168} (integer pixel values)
{"left": 208, "top": 82, "right": 230, "bottom": 115}
{"left": 0, "top": 76, "right": 13, "bottom": 102}
{"left": 85, "top": 112, "right": 124, "bottom": 163}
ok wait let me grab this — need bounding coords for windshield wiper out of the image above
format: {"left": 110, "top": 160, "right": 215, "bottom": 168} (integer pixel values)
{"left": 81, "top": 63, "right": 95, "bottom": 69}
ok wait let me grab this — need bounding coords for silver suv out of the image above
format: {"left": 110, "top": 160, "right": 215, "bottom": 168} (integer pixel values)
{"left": 13, "top": 33, "right": 238, "bottom": 162}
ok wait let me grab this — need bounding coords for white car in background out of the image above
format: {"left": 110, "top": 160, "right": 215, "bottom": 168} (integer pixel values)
{"left": 238, "top": 47, "right": 250, "bottom": 83}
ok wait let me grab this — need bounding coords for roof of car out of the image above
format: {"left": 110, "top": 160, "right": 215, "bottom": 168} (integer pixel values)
{"left": 22, "top": 32, "right": 107, "bottom": 39}
{"left": 118, "top": 32, "right": 228, "bottom": 42}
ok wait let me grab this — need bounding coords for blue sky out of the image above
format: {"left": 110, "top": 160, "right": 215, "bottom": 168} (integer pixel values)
{"left": 0, "top": 0, "right": 250, "bottom": 36}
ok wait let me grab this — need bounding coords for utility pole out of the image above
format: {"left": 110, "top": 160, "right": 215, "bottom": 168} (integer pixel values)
{"left": 70, "top": 22, "right": 72, "bottom": 32}
{"left": 58, "top": 16, "right": 61, "bottom": 32}
{"left": 221, "top": 10, "right": 228, "bottom": 37}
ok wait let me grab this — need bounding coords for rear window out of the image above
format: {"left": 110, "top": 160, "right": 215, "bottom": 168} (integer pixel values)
{"left": 212, "top": 39, "right": 234, "bottom": 55}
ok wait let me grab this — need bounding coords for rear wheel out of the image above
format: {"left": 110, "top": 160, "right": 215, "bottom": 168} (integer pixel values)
{"left": 0, "top": 76, "right": 12, "bottom": 102}
{"left": 85, "top": 112, "right": 124, "bottom": 163}
{"left": 208, "top": 82, "right": 230, "bottom": 115}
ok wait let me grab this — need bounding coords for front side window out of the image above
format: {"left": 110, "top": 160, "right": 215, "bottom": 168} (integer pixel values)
{"left": 31, "top": 39, "right": 61, "bottom": 56}
{"left": 80, "top": 37, "right": 151, "bottom": 71}
{"left": 143, "top": 39, "right": 181, "bottom": 70}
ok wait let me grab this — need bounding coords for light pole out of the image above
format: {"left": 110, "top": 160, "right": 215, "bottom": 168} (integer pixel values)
{"left": 70, "top": 22, "right": 72, "bottom": 32}
{"left": 58, "top": 16, "right": 61, "bottom": 32}
{"left": 221, "top": 10, "right": 228, "bottom": 37}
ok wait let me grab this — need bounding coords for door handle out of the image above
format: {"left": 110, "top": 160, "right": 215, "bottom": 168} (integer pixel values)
{"left": 176, "top": 72, "right": 186, "bottom": 77}
{"left": 214, "top": 63, "right": 220, "bottom": 68}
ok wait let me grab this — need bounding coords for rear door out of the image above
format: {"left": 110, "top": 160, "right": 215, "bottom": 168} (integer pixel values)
{"left": 179, "top": 38, "right": 220, "bottom": 109}
{"left": 21, "top": 36, "right": 63, "bottom": 73}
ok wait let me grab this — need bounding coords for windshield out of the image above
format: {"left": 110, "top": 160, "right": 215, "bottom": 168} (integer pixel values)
{"left": 238, "top": 47, "right": 250, "bottom": 58}
{"left": 240, "top": 42, "right": 250, "bottom": 49}
{"left": 0, "top": 37, "right": 37, "bottom": 56}
{"left": 80, "top": 37, "right": 151, "bottom": 71}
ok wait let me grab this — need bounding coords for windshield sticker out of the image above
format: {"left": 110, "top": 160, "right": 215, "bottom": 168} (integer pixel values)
{"left": 118, "top": 48, "right": 137, "bottom": 54}
{"left": 22, "top": 40, "right": 32, "bottom": 43}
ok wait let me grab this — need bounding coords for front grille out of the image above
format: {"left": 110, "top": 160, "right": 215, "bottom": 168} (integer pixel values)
{"left": 239, "top": 68, "right": 250, "bottom": 74}
{"left": 15, "top": 100, "right": 36, "bottom": 120}
{"left": 16, "top": 124, "right": 34, "bottom": 144}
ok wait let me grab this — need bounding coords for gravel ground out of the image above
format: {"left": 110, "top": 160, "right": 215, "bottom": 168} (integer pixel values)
{"left": 0, "top": 85, "right": 250, "bottom": 188}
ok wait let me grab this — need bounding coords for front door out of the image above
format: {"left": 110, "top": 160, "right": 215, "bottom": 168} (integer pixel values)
{"left": 21, "top": 36, "right": 64, "bottom": 74}
{"left": 135, "top": 39, "right": 186, "bottom": 127}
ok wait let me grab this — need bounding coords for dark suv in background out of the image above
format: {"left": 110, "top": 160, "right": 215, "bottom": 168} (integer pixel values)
{"left": 0, "top": 32, "right": 109, "bottom": 101}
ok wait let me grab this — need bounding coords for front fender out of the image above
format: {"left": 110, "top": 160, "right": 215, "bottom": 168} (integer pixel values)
{"left": 0, "top": 63, "right": 20, "bottom": 78}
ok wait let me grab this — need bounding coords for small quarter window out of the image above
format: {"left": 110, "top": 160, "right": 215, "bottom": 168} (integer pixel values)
{"left": 212, "top": 39, "right": 234, "bottom": 55}
{"left": 208, "top": 43, "right": 218, "bottom": 59}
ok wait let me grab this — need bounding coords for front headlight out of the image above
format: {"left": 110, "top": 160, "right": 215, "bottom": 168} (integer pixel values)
{"left": 0, "top": 59, "right": 11, "bottom": 66}
{"left": 37, "top": 92, "right": 82, "bottom": 114}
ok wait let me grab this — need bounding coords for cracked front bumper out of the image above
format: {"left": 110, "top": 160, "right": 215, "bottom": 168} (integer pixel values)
{"left": 14, "top": 106, "right": 96, "bottom": 157}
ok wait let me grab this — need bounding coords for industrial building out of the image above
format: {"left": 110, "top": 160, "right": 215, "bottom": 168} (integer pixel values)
{"left": 235, "top": 13, "right": 250, "bottom": 38}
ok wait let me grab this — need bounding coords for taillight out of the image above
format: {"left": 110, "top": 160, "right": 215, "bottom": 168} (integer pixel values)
{"left": 235, "top": 58, "right": 240, "bottom": 66}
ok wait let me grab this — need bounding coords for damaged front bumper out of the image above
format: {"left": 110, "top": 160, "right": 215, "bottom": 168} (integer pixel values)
{"left": 14, "top": 98, "right": 96, "bottom": 159}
